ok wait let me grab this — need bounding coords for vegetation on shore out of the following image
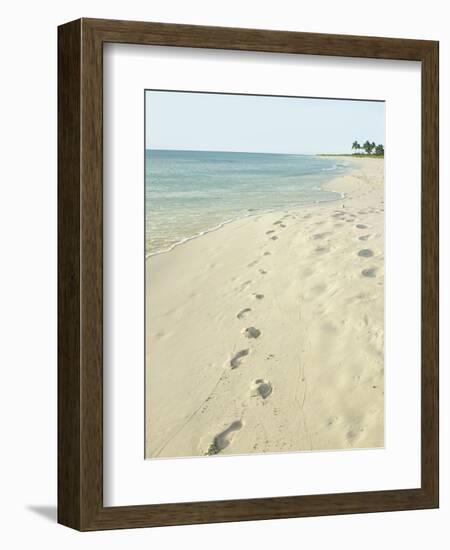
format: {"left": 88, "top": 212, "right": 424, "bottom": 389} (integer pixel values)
{"left": 317, "top": 140, "right": 384, "bottom": 158}
{"left": 352, "top": 140, "right": 384, "bottom": 156}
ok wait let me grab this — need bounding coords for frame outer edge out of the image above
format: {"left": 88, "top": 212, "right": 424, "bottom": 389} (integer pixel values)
{"left": 57, "top": 17, "right": 440, "bottom": 530}
{"left": 79, "top": 18, "right": 105, "bottom": 530}
{"left": 57, "top": 19, "right": 82, "bottom": 530}
{"left": 421, "top": 40, "right": 439, "bottom": 507}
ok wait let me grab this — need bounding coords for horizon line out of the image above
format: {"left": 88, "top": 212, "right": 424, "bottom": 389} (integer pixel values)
{"left": 145, "top": 147, "right": 355, "bottom": 156}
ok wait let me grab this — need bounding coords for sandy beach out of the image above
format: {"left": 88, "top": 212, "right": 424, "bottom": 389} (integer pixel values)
{"left": 145, "top": 157, "right": 384, "bottom": 458}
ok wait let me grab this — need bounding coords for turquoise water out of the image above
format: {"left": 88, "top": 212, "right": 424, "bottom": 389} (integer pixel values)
{"left": 145, "top": 150, "right": 352, "bottom": 255}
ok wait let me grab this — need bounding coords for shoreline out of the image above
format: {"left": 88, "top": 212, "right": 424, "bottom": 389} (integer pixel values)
{"left": 145, "top": 160, "right": 355, "bottom": 259}
{"left": 146, "top": 157, "right": 384, "bottom": 459}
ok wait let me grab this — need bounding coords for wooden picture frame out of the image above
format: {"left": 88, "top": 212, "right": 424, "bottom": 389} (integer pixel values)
{"left": 58, "top": 18, "right": 439, "bottom": 531}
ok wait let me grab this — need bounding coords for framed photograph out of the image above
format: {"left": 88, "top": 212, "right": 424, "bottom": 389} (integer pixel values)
{"left": 58, "top": 18, "right": 439, "bottom": 530}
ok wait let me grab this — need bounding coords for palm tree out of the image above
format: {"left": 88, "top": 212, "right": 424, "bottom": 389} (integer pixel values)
{"left": 363, "top": 140, "right": 372, "bottom": 155}
{"left": 375, "top": 144, "right": 384, "bottom": 156}
{"left": 351, "top": 140, "right": 361, "bottom": 155}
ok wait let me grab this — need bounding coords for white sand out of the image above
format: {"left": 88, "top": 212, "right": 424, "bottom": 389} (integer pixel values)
{"left": 145, "top": 157, "right": 384, "bottom": 458}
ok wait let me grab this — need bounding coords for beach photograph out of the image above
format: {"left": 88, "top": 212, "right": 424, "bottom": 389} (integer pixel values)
{"left": 145, "top": 91, "right": 385, "bottom": 459}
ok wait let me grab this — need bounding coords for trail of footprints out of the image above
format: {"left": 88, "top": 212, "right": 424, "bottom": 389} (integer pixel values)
{"left": 207, "top": 208, "right": 380, "bottom": 454}
{"left": 207, "top": 217, "right": 289, "bottom": 455}
{"left": 331, "top": 209, "right": 378, "bottom": 278}
{"left": 354, "top": 222, "right": 377, "bottom": 277}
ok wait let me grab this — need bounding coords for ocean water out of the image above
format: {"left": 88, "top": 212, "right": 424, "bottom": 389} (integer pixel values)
{"left": 145, "top": 149, "right": 352, "bottom": 256}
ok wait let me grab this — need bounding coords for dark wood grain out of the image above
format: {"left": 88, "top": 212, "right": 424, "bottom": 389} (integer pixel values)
{"left": 57, "top": 19, "right": 82, "bottom": 529}
{"left": 420, "top": 40, "right": 439, "bottom": 505}
{"left": 58, "top": 18, "right": 439, "bottom": 531}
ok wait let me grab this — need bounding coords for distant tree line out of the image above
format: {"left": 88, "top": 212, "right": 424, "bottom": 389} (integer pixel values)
{"left": 351, "top": 140, "right": 384, "bottom": 156}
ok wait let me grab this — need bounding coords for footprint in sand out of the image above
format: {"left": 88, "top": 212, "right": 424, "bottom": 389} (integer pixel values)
{"left": 253, "top": 293, "right": 264, "bottom": 300}
{"left": 247, "top": 259, "right": 259, "bottom": 267}
{"left": 230, "top": 349, "right": 250, "bottom": 369}
{"left": 358, "top": 234, "right": 371, "bottom": 241}
{"left": 206, "top": 420, "right": 243, "bottom": 455}
{"left": 361, "top": 267, "right": 377, "bottom": 278}
{"left": 263, "top": 251, "right": 271, "bottom": 256}
{"left": 280, "top": 223, "right": 286, "bottom": 228}
{"left": 259, "top": 269, "right": 267, "bottom": 275}
{"left": 251, "top": 379, "right": 273, "bottom": 399}
{"left": 237, "top": 308, "right": 251, "bottom": 319}
{"left": 266, "top": 230, "right": 275, "bottom": 235}
{"left": 243, "top": 327, "right": 261, "bottom": 339}
{"left": 358, "top": 249, "right": 374, "bottom": 258}
{"left": 270, "top": 235, "right": 278, "bottom": 241}
{"left": 312, "top": 232, "right": 331, "bottom": 240}
{"left": 273, "top": 221, "right": 283, "bottom": 225}
{"left": 356, "top": 224, "right": 368, "bottom": 229}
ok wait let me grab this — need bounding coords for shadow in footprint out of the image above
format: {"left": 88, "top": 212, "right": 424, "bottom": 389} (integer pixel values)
{"left": 230, "top": 349, "right": 249, "bottom": 369}
{"left": 237, "top": 308, "right": 251, "bottom": 320}
{"left": 358, "top": 249, "right": 374, "bottom": 257}
{"left": 207, "top": 421, "right": 243, "bottom": 455}
{"left": 312, "top": 232, "right": 331, "bottom": 240}
{"left": 253, "top": 379, "right": 273, "bottom": 399}
{"left": 244, "top": 327, "right": 261, "bottom": 339}
{"left": 253, "top": 293, "right": 264, "bottom": 300}
{"left": 356, "top": 224, "right": 368, "bottom": 229}
{"left": 361, "top": 268, "right": 377, "bottom": 278}
{"left": 270, "top": 236, "right": 278, "bottom": 241}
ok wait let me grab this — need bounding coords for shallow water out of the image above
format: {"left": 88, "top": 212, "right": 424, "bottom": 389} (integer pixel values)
{"left": 145, "top": 149, "right": 352, "bottom": 255}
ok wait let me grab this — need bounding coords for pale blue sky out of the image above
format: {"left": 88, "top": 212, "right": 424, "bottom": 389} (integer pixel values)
{"left": 145, "top": 90, "right": 384, "bottom": 155}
